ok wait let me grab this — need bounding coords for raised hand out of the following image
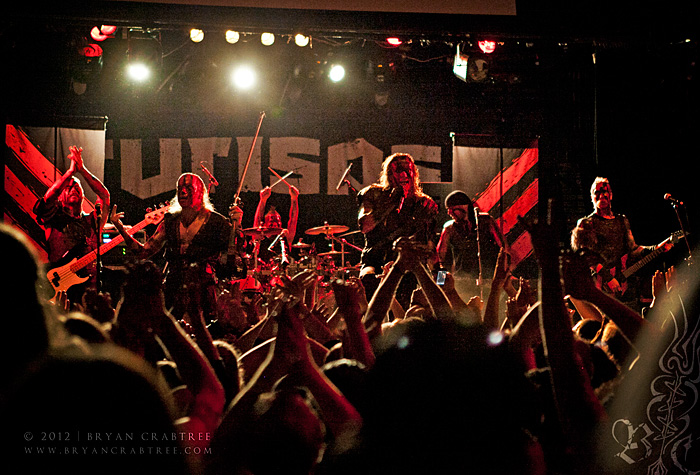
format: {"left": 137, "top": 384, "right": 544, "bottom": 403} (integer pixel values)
{"left": 492, "top": 248, "right": 511, "bottom": 283}
{"left": 288, "top": 185, "right": 300, "bottom": 200}
{"left": 260, "top": 186, "right": 272, "bottom": 200}
{"left": 393, "top": 237, "right": 431, "bottom": 273}
{"left": 109, "top": 204, "right": 125, "bottom": 226}
{"left": 228, "top": 204, "right": 243, "bottom": 225}
{"left": 67, "top": 145, "right": 85, "bottom": 172}
{"left": 331, "top": 278, "right": 365, "bottom": 319}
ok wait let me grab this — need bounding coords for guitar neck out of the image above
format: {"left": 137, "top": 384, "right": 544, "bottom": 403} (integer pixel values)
{"left": 622, "top": 248, "right": 661, "bottom": 279}
{"left": 622, "top": 232, "right": 682, "bottom": 280}
{"left": 70, "top": 220, "right": 150, "bottom": 272}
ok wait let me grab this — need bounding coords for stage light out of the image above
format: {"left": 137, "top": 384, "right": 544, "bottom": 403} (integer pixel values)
{"left": 90, "top": 25, "right": 116, "bottom": 42}
{"left": 190, "top": 29, "right": 205, "bottom": 43}
{"left": 232, "top": 65, "right": 256, "bottom": 90}
{"left": 126, "top": 62, "right": 151, "bottom": 82}
{"left": 328, "top": 64, "right": 346, "bottom": 82}
{"left": 453, "top": 44, "right": 490, "bottom": 83}
{"left": 101, "top": 25, "right": 117, "bottom": 36}
{"left": 71, "top": 43, "right": 103, "bottom": 93}
{"left": 126, "top": 30, "right": 162, "bottom": 84}
{"left": 260, "top": 33, "right": 275, "bottom": 46}
{"left": 386, "top": 37, "right": 402, "bottom": 46}
{"left": 225, "top": 30, "right": 240, "bottom": 44}
{"left": 453, "top": 44, "right": 469, "bottom": 81}
{"left": 294, "top": 34, "right": 310, "bottom": 47}
{"left": 478, "top": 40, "right": 496, "bottom": 54}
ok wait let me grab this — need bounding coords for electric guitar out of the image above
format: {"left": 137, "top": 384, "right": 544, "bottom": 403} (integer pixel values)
{"left": 46, "top": 205, "right": 171, "bottom": 302}
{"left": 594, "top": 231, "right": 685, "bottom": 297}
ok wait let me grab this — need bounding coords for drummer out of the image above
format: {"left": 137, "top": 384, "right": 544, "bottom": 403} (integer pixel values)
{"left": 253, "top": 184, "right": 299, "bottom": 263}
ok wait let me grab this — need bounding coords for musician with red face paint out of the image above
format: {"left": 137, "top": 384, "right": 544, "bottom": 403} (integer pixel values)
{"left": 357, "top": 153, "right": 438, "bottom": 307}
{"left": 34, "top": 145, "right": 111, "bottom": 304}
{"left": 110, "top": 173, "right": 234, "bottom": 321}
{"left": 252, "top": 183, "right": 299, "bottom": 264}
{"left": 571, "top": 177, "right": 674, "bottom": 310}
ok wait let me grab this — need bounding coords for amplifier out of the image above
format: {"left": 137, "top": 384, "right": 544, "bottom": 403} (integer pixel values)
{"left": 99, "top": 227, "right": 146, "bottom": 266}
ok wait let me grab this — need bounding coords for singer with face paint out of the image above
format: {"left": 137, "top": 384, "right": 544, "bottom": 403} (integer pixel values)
{"left": 357, "top": 153, "right": 438, "bottom": 307}
{"left": 110, "top": 173, "right": 233, "bottom": 322}
{"left": 34, "top": 145, "right": 111, "bottom": 304}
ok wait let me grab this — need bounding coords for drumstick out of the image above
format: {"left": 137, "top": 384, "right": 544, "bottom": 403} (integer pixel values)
{"left": 270, "top": 170, "right": 294, "bottom": 189}
{"left": 268, "top": 167, "right": 292, "bottom": 188}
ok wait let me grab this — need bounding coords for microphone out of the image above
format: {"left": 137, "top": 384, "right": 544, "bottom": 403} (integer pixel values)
{"left": 336, "top": 163, "right": 353, "bottom": 191}
{"left": 394, "top": 186, "right": 405, "bottom": 214}
{"left": 200, "top": 162, "right": 219, "bottom": 186}
{"left": 664, "top": 194, "right": 684, "bottom": 206}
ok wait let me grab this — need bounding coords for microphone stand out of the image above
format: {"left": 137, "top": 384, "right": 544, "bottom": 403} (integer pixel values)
{"left": 474, "top": 206, "right": 483, "bottom": 299}
{"left": 327, "top": 233, "right": 363, "bottom": 268}
{"left": 94, "top": 204, "right": 103, "bottom": 293}
{"left": 670, "top": 200, "right": 693, "bottom": 265}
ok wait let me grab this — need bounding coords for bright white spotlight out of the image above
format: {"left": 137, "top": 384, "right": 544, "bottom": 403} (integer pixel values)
{"left": 225, "top": 30, "right": 240, "bottom": 44}
{"left": 190, "top": 29, "right": 204, "bottom": 43}
{"left": 232, "top": 65, "right": 256, "bottom": 90}
{"left": 294, "top": 34, "right": 310, "bottom": 47}
{"left": 260, "top": 32, "right": 275, "bottom": 46}
{"left": 127, "top": 62, "right": 151, "bottom": 82}
{"left": 328, "top": 64, "right": 345, "bottom": 82}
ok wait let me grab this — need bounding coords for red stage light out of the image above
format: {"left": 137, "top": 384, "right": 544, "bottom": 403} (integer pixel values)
{"left": 478, "top": 40, "right": 497, "bottom": 54}
{"left": 100, "top": 25, "right": 117, "bottom": 36}
{"left": 82, "top": 44, "right": 104, "bottom": 58}
{"left": 386, "top": 37, "right": 402, "bottom": 46}
{"left": 90, "top": 25, "right": 116, "bottom": 42}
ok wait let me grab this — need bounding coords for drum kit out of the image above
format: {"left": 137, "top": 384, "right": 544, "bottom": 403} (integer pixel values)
{"left": 222, "top": 121, "right": 363, "bottom": 295}
{"left": 232, "top": 221, "right": 363, "bottom": 294}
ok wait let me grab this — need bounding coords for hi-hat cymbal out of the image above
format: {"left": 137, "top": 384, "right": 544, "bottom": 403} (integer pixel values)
{"left": 292, "top": 241, "right": 312, "bottom": 249}
{"left": 243, "top": 226, "right": 283, "bottom": 238}
{"left": 305, "top": 224, "right": 349, "bottom": 235}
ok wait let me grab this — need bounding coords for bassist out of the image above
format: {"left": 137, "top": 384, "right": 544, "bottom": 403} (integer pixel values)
{"left": 571, "top": 177, "right": 673, "bottom": 310}
{"left": 34, "top": 145, "right": 110, "bottom": 304}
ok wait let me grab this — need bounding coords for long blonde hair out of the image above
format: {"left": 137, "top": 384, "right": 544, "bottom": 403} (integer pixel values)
{"left": 377, "top": 153, "right": 427, "bottom": 197}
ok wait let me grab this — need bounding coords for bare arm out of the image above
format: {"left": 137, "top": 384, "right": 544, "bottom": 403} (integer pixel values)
{"left": 110, "top": 205, "right": 167, "bottom": 259}
{"left": 362, "top": 262, "right": 403, "bottom": 340}
{"left": 333, "top": 278, "right": 376, "bottom": 368}
{"left": 523, "top": 210, "right": 607, "bottom": 457}
{"left": 485, "top": 213, "right": 508, "bottom": 251}
{"left": 43, "top": 159, "right": 77, "bottom": 204}
{"left": 71, "top": 146, "right": 110, "bottom": 230}
{"left": 436, "top": 224, "right": 453, "bottom": 268}
{"left": 287, "top": 185, "right": 299, "bottom": 243}
{"left": 254, "top": 187, "right": 271, "bottom": 227}
{"left": 483, "top": 248, "right": 511, "bottom": 329}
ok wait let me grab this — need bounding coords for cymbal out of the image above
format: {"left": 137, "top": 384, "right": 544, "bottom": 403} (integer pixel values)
{"left": 305, "top": 224, "right": 349, "bottom": 235}
{"left": 318, "top": 251, "right": 343, "bottom": 256}
{"left": 292, "top": 242, "right": 312, "bottom": 249}
{"left": 243, "top": 226, "right": 283, "bottom": 238}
